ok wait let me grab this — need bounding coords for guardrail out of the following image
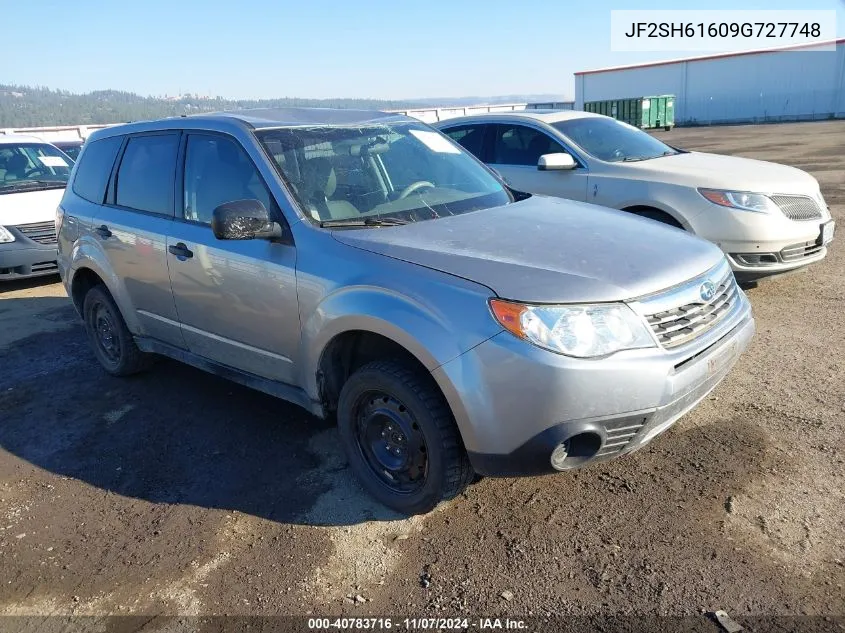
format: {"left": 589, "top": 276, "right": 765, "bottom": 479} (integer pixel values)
{"left": 0, "top": 124, "right": 117, "bottom": 142}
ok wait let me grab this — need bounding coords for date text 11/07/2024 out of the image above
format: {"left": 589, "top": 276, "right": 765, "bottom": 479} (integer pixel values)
{"left": 624, "top": 22, "right": 821, "bottom": 38}
{"left": 307, "top": 617, "right": 527, "bottom": 630}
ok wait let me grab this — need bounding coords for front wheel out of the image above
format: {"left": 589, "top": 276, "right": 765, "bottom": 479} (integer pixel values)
{"left": 337, "top": 360, "right": 474, "bottom": 515}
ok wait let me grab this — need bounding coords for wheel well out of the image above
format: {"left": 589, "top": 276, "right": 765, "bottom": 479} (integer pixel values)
{"left": 317, "top": 331, "right": 433, "bottom": 414}
{"left": 622, "top": 205, "right": 684, "bottom": 230}
{"left": 70, "top": 268, "right": 105, "bottom": 314}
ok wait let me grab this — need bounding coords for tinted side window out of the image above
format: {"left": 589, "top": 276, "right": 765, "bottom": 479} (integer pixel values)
{"left": 115, "top": 134, "right": 179, "bottom": 215}
{"left": 182, "top": 134, "right": 275, "bottom": 225}
{"left": 491, "top": 124, "right": 565, "bottom": 166}
{"left": 71, "top": 136, "right": 123, "bottom": 203}
{"left": 442, "top": 125, "right": 486, "bottom": 158}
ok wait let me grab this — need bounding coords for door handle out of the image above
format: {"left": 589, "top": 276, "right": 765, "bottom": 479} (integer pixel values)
{"left": 168, "top": 242, "right": 194, "bottom": 259}
{"left": 95, "top": 225, "right": 112, "bottom": 239}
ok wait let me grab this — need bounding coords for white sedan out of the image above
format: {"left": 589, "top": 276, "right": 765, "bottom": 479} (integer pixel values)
{"left": 435, "top": 111, "right": 834, "bottom": 280}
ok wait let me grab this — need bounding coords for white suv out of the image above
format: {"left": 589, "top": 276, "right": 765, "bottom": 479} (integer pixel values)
{"left": 0, "top": 135, "right": 71, "bottom": 280}
{"left": 436, "top": 111, "right": 834, "bottom": 281}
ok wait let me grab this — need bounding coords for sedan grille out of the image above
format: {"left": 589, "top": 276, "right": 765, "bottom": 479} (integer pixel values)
{"left": 645, "top": 274, "right": 738, "bottom": 349}
{"left": 15, "top": 221, "right": 57, "bottom": 245}
{"left": 770, "top": 195, "right": 823, "bottom": 221}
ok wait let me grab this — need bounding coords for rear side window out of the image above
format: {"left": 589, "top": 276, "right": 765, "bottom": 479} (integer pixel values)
{"left": 115, "top": 133, "right": 179, "bottom": 215}
{"left": 71, "top": 136, "right": 123, "bottom": 203}
{"left": 442, "top": 125, "right": 486, "bottom": 159}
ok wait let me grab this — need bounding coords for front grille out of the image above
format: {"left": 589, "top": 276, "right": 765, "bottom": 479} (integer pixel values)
{"left": 15, "top": 221, "right": 57, "bottom": 245}
{"left": 596, "top": 417, "right": 646, "bottom": 459}
{"left": 770, "top": 195, "right": 823, "bottom": 221}
{"left": 781, "top": 240, "right": 825, "bottom": 262}
{"left": 645, "top": 273, "right": 738, "bottom": 349}
{"left": 31, "top": 261, "right": 58, "bottom": 272}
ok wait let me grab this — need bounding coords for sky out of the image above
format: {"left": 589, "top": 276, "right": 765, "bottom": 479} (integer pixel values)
{"left": 6, "top": 0, "right": 845, "bottom": 100}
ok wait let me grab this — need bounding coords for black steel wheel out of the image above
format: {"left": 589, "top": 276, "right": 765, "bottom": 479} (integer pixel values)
{"left": 82, "top": 285, "right": 151, "bottom": 376}
{"left": 337, "top": 360, "right": 474, "bottom": 515}
{"left": 354, "top": 390, "right": 429, "bottom": 494}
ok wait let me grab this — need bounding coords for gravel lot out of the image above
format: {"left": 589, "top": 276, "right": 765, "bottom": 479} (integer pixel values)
{"left": 0, "top": 121, "right": 843, "bottom": 628}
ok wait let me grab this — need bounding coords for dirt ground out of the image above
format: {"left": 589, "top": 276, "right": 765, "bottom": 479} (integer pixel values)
{"left": 0, "top": 121, "right": 843, "bottom": 630}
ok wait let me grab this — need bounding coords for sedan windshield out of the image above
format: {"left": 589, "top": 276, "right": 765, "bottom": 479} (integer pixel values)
{"left": 256, "top": 122, "right": 511, "bottom": 225}
{"left": 55, "top": 143, "right": 83, "bottom": 161}
{"left": 552, "top": 118, "right": 678, "bottom": 163}
{"left": 0, "top": 142, "right": 72, "bottom": 192}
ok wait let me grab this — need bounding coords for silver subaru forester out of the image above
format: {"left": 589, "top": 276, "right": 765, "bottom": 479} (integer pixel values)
{"left": 57, "top": 108, "right": 755, "bottom": 514}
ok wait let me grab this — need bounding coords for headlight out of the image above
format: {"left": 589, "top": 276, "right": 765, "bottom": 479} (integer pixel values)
{"left": 698, "top": 189, "right": 778, "bottom": 213}
{"left": 489, "top": 299, "right": 656, "bottom": 358}
{"left": 0, "top": 226, "right": 15, "bottom": 243}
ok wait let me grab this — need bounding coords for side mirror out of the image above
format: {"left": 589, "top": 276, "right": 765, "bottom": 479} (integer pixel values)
{"left": 538, "top": 153, "right": 577, "bottom": 171}
{"left": 211, "top": 200, "right": 283, "bottom": 241}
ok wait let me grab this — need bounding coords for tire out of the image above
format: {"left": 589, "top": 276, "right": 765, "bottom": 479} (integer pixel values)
{"left": 82, "top": 285, "right": 151, "bottom": 376}
{"left": 629, "top": 208, "right": 684, "bottom": 230}
{"left": 337, "top": 360, "right": 474, "bottom": 515}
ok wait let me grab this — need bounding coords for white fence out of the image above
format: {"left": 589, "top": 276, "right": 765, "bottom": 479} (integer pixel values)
{"left": 390, "top": 101, "right": 574, "bottom": 123}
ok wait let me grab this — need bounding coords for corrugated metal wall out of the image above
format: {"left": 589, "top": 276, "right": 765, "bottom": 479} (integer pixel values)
{"left": 575, "top": 41, "right": 845, "bottom": 124}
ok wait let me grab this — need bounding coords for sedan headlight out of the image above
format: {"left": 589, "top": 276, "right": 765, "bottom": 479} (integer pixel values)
{"left": 490, "top": 299, "right": 655, "bottom": 358}
{"left": 0, "top": 226, "right": 15, "bottom": 243}
{"left": 698, "top": 189, "right": 779, "bottom": 213}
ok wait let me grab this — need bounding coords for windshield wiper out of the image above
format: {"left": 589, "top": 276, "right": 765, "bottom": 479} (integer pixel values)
{"left": 319, "top": 216, "right": 410, "bottom": 228}
{"left": 0, "top": 180, "right": 66, "bottom": 191}
{"left": 621, "top": 155, "right": 651, "bottom": 162}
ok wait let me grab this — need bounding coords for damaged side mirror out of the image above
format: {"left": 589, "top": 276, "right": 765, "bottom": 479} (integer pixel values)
{"left": 211, "top": 199, "right": 283, "bottom": 241}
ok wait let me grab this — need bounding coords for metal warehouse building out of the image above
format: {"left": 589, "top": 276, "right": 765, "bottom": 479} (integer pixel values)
{"left": 575, "top": 38, "right": 845, "bottom": 125}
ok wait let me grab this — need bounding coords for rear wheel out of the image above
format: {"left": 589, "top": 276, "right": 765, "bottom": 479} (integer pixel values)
{"left": 82, "top": 285, "right": 151, "bottom": 376}
{"left": 337, "top": 360, "right": 474, "bottom": 514}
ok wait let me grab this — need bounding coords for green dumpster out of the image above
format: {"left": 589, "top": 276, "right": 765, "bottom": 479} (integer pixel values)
{"left": 584, "top": 95, "right": 675, "bottom": 130}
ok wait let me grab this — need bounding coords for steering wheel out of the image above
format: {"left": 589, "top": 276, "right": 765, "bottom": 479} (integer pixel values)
{"left": 398, "top": 180, "right": 435, "bottom": 200}
{"left": 24, "top": 166, "right": 50, "bottom": 178}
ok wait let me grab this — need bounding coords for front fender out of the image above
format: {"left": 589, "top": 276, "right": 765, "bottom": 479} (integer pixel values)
{"left": 617, "top": 198, "right": 691, "bottom": 230}
{"left": 68, "top": 235, "right": 142, "bottom": 333}
{"left": 299, "top": 284, "right": 498, "bottom": 401}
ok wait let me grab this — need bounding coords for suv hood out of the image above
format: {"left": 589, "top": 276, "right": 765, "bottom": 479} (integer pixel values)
{"left": 0, "top": 188, "right": 64, "bottom": 226}
{"left": 623, "top": 151, "right": 819, "bottom": 194}
{"left": 332, "top": 196, "right": 725, "bottom": 303}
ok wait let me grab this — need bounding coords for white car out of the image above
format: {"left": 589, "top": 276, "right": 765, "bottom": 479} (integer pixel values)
{"left": 0, "top": 135, "right": 70, "bottom": 280}
{"left": 435, "top": 111, "right": 834, "bottom": 280}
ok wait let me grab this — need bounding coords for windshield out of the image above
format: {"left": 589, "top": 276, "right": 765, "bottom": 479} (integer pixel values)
{"left": 552, "top": 118, "right": 678, "bottom": 163}
{"left": 0, "top": 142, "right": 72, "bottom": 192}
{"left": 56, "top": 143, "right": 82, "bottom": 161}
{"left": 256, "top": 122, "right": 511, "bottom": 225}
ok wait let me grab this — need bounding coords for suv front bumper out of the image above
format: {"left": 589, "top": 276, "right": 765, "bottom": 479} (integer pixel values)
{"left": 433, "top": 291, "right": 755, "bottom": 476}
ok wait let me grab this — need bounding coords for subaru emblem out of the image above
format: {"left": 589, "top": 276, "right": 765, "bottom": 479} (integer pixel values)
{"left": 699, "top": 280, "right": 716, "bottom": 302}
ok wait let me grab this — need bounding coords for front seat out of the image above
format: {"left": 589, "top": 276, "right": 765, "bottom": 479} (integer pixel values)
{"left": 4, "top": 154, "right": 28, "bottom": 181}
{"left": 298, "top": 158, "right": 359, "bottom": 220}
